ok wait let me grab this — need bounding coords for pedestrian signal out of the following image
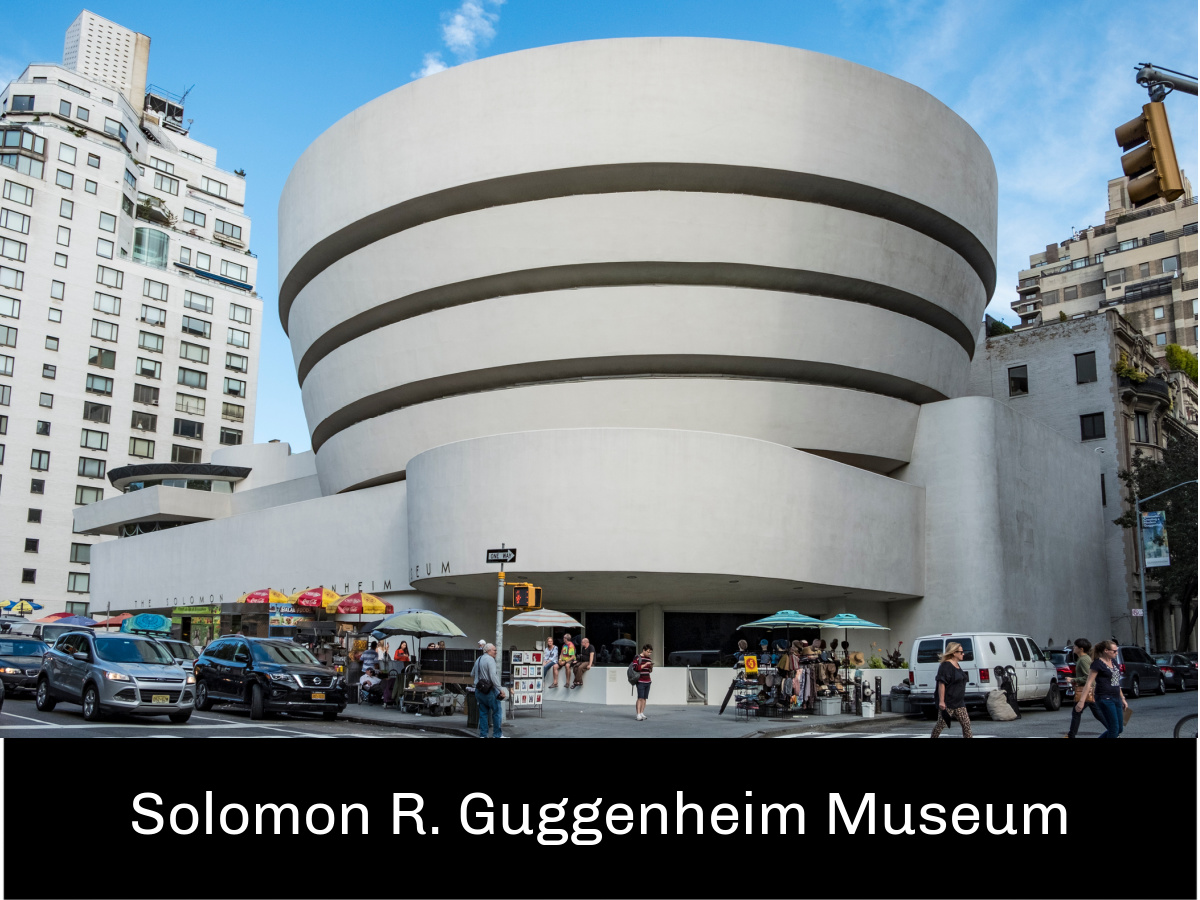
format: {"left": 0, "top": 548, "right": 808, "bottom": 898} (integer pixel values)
{"left": 507, "top": 583, "right": 542, "bottom": 610}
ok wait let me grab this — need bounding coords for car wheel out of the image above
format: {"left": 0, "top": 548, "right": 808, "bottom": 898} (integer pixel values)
{"left": 1130, "top": 675, "right": 1140, "bottom": 699}
{"left": 194, "top": 680, "right": 213, "bottom": 711}
{"left": 1179, "top": 677, "right": 1190, "bottom": 693}
{"left": 1156, "top": 676, "right": 1167, "bottom": 696}
{"left": 322, "top": 708, "right": 338, "bottom": 721}
{"left": 1043, "top": 681, "right": 1062, "bottom": 711}
{"left": 169, "top": 710, "right": 192, "bottom": 724}
{"left": 249, "top": 683, "right": 265, "bottom": 721}
{"left": 82, "top": 684, "right": 103, "bottom": 721}
{"left": 35, "top": 678, "right": 56, "bottom": 712}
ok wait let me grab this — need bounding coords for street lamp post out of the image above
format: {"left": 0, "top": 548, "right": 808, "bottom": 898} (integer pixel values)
{"left": 1135, "top": 479, "right": 1197, "bottom": 653}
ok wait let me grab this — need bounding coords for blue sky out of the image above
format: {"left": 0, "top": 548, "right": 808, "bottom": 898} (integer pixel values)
{"left": 4, "top": 1, "right": 1197, "bottom": 452}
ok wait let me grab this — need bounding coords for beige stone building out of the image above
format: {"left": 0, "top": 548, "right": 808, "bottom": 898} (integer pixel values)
{"left": 1013, "top": 175, "right": 1197, "bottom": 359}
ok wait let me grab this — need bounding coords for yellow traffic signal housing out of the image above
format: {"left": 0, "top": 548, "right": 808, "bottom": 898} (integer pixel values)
{"left": 506, "top": 582, "right": 542, "bottom": 610}
{"left": 1116, "top": 102, "right": 1184, "bottom": 208}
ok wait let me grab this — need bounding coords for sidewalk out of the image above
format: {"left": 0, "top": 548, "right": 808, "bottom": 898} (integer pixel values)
{"left": 339, "top": 698, "right": 921, "bottom": 738}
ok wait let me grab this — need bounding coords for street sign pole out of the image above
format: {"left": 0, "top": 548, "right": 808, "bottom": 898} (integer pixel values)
{"left": 494, "top": 544, "right": 508, "bottom": 654}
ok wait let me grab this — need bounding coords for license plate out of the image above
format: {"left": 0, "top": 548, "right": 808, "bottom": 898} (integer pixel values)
{"left": 152, "top": 694, "right": 170, "bottom": 704}
{"left": 311, "top": 692, "right": 325, "bottom": 701}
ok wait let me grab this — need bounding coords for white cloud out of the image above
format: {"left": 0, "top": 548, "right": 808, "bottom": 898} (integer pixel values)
{"left": 413, "top": 0, "right": 504, "bottom": 80}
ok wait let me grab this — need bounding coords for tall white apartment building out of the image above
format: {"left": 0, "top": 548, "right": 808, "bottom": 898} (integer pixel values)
{"left": 0, "top": 16, "right": 260, "bottom": 617}
{"left": 62, "top": 10, "right": 151, "bottom": 113}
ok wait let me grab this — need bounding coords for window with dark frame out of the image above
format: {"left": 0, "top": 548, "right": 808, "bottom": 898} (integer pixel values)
{"left": 1080, "top": 413, "right": 1105, "bottom": 441}
{"left": 1008, "top": 365, "right": 1029, "bottom": 397}
{"left": 1074, "top": 351, "right": 1097, "bottom": 384}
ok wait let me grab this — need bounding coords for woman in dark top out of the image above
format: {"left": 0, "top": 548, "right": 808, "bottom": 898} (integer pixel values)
{"left": 930, "top": 641, "right": 973, "bottom": 738}
{"left": 1074, "top": 639, "right": 1127, "bottom": 738}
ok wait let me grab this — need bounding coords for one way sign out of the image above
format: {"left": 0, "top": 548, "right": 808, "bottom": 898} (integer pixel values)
{"left": 486, "top": 548, "right": 517, "bottom": 564}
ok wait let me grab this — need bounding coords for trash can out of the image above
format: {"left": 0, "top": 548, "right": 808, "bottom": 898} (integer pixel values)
{"left": 346, "top": 662, "right": 362, "bottom": 704}
{"left": 466, "top": 688, "right": 478, "bottom": 729}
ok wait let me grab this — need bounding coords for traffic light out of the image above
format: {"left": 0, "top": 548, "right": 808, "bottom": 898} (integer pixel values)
{"left": 1115, "top": 102, "right": 1184, "bottom": 208}
{"left": 507, "top": 583, "right": 542, "bottom": 610}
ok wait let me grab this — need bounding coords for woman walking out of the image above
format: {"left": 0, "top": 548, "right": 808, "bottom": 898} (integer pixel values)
{"left": 1074, "top": 639, "right": 1127, "bottom": 738}
{"left": 633, "top": 644, "right": 654, "bottom": 721}
{"left": 930, "top": 641, "right": 973, "bottom": 738}
{"left": 1064, "top": 638, "right": 1104, "bottom": 738}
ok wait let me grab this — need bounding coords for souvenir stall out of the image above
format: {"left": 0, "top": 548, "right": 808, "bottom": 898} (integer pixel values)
{"left": 508, "top": 650, "right": 545, "bottom": 717}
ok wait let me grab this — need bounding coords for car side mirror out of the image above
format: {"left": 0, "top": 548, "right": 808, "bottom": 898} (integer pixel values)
{"left": 234, "top": 652, "right": 250, "bottom": 664}
{"left": 73, "top": 652, "right": 89, "bottom": 662}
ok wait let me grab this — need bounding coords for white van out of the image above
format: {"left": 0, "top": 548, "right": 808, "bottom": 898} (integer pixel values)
{"left": 907, "top": 633, "right": 1063, "bottom": 717}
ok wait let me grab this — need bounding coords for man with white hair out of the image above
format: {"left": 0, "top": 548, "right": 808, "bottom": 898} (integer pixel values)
{"left": 471, "top": 642, "right": 507, "bottom": 738}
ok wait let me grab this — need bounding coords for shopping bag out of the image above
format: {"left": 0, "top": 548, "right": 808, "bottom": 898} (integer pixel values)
{"left": 1122, "top": 706, "right": 1133, "bottom": 726}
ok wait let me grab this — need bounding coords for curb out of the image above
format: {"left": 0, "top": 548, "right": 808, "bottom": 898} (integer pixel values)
{"left": 741, "top": 711, "right": 925, "bottom": 738}
{"left": 337, "top": 710, "right": 475, "bottom": 737}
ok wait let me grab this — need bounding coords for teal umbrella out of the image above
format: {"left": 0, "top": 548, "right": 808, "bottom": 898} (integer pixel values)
{"left": 738, "top": 610, "right": 826, "bottom": 651}
{"left": 818, "top": 614, "right": 890, "bottom": 663}
{"left": 370, "top": 609, "right": 466, "bottom": 640}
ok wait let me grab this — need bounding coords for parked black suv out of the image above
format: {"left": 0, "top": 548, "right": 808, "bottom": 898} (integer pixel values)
{"left": 193, "top": 636, "right": 345, "bottom": 720}
{"left": 1115, "top": 645, "right": 1166, "bottom": 698}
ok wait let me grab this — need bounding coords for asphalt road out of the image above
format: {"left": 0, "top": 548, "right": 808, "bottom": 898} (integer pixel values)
{"left": 0, "top": 694, "right": 452, "bottom": 738}
{"left": 776, "top": 689, "right": 1199, "bottom": 738}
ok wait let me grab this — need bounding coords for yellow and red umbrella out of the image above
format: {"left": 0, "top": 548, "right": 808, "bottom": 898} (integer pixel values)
{"left": 289, "top": 586, "right": 341, "bottom": 609}
{"left": 330, "top": 592, "right": 393, "bottom": 615}
{"left": 236, "top": 588, "right": 289, "bottom": 604}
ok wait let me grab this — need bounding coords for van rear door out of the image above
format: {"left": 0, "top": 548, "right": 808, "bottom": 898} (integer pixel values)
{"left": 956, "top": 637, "right": 979, "bottom": 692}
{"left": 912, "top": 638, "right": 944, "bottom": 699}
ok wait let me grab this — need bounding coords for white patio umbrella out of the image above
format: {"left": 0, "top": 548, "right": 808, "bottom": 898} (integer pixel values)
{"left": 504, "top": 609, "right": 583, "bottom": 628}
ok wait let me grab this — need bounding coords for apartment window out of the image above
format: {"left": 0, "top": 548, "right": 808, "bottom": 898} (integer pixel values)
{"left": 60, "top": 199, "right": 73, "bottom": 219}
{"left": 58, "top": 143, "right": 77, "bottom": 165}
{"left": 1073, "top": 352, "right": 1097, "bottom": 384}
{"left": 94, "top": 291, "right": 121, "bottom": 315}
{"left": 38, "top": 393, "right": 53, "bottom": 408}
{"left": 47, "top": 308, "right": 61, "bottom": 323}
{"left": 227, "top": 327, "right": 250, "bottom": 349}
{"left": 179, "top": 247, "right": 191, "bottom": 266}
{"left": 223, "top": 377, "right": 246, "bottom": 398}
{"left": 1007, "top": 365, "right": 1028, "bottom": 397}
{"left": 133, "top": 227, "right": 169, "bottom": 269}
{"left": 140, "top": 304, "right": 166, "bottom": 327}
{"left": 181, "top": 316, "right": 211, "bottom": 339}
{"left": 85, "top": 374, "right": 113, "bottom": 396}
{"left": 1139, "top": 262, "right": 1150, "bottom": 279}
{"left": 177, "top": 367, "right": 207, "bottom": 390}
{"left": 229, "top": 303, "right": 252, "bottom": 325}
{"left": 29, "top": 478, "right": 43, "bottom": 494}
{"left": 0, "top": 266, "right": 24, "bottom": 288}
{"left": 1134, "top": 411, "right": 1151, "bottom": 443}
{"left": 56, "top": 169, "right": 74, "bottom": 190}
{"left": 138, "top": 331, "right": 164, "bottom": 353}
{"left": 123, "top": 170, "right": 136, "bottom": 191}
{"left": 0, "top": 442, "right": 4, "bottom": 462}
{"left": 127, "top": 437, "right": 155, "bottom": 459}
{"left": 174, "top": 418, "right": 203, "bottom": 440}
{"left": 1156, "top": 333, "right": 1167, "bottom": 346}
{"left": 42, "top": 363, "right": 55, "bottom": 379}
{"left": 25, "top": 538, "right": 38, "bottom": 553}
{"left": 221, "top": 401, "right": 244, "bottom": 422}
{"left": 0, "top": 236, "right": 27, "bottom": 261}
{"left": 201, "top": 177, "right": 228, "bottom": 199}
{"left": 76, "top": 484, "right": 105, "bottom": 504}
{"left": 0, "top": 353, "right": 11, "bottom": 375}
{"left": 80, "top": 428, "right": 108, "bottom": 450}
{"left": 219, "top": 427, "right": 243, "bottom": 446}
{"left": 152, "top": 172, "right": 178, "bottom": 195}
{"left": 225, "top": 352, "right": 248, "bottom": 373}
{"left": 87, "top": 152, "right": 99, "bottom": 168}
{"left": 90, "top": 319, "right": 119, "bottom": 343}
{"left": 1080, "top": 413, "right": 1105, "bottom": 441}
{"left": 133, "top": 384, "right": 159, "bottom": 406}
{"left": 50, "top": 280, "right": 65, "bottom": 300}
{"left": 30, "top": 449, "right": 49, "bottom": 470}
{"left": 67, "top": 573, "right": 89, "bottom": 593}
{"left": 135, "top": 357, "right": 162, "bottom": 380}
{"left": 0, "top": 155, "right": 43, "bottom": 179}
{"left": 0, "top": 414, "right": 5, "bottom": 433}
{"left": 21, "top": 569, "right": 35, "bottom": 584}
{"left": 1062, "top": 286, "right": 1078, "bottom": 301}
{"left": 0, "top": 208, "right": 30, "bottom": 234}
{"left": 96, "top": 265, "right": 123, "bottom": 289}
{"left": 195, "top": 252, "right": 210, "bottom": 271}
{"left": 70, "top": 543, "right": 91, "bottom": 563}
{"left": 1162, "top": 256, "right": 1179, "bottom": 274}
{"left": 10, "top": 96, "right": 34, "bottom": 112}
{"left": 84, "top": 180, "right": 96, "bottom": 194}
{"left": 214, "top": 219, "right": 242, "bottom": 241}
{"left": 182, "top": 208, "right": 205, "bottom": 227}
{"left": 183, "top": 291, "right": 213, "bottom": 314}
{"left": 98, "top": 211, "right": 116, "bottom": 233}
{"left": 122, "top": 195, "right": 133, "bottom": 216}
{"left": 149, "top": 157, "right": 174, "bottom": 174}
{"left": 176, "top": 393, "right": 206, "bottom": 416}
{"left": 172, "top": 444, "right": 202, "bottom": 464}
{"left": 35, "top": 420, "right": 50, "bottom": 436}
{"left": 180, "top": 341, "right": 209, "bottom": 365}
{"left": 3, "top": 181, "right": 33, "bottom": 206}
{"left": 0, "top": 323, "right": 15, "bottom": 346}
{"left": 82, "top": 401, "right": 110, "bottom": 423}
{"left": 0, "top": 295, "right": 17, "bottom": 318}
{"left": 27, "top": 509, "right": 40, "bottom": 523}
{"left": 55, "top": 226, "right": 70, "bottom": 248}
{"left": 221, "top": 260, "right": 249, "bottom": 283}
{"left": 131, "top": 411, "right": 157, "bottom": 432}
{"left": 104, "top": 118, "right": 127, "bottom": 142}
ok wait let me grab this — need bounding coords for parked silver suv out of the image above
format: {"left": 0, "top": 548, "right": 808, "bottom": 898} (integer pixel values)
{"left": 36, "top": 631, "right": 195, "bottom": 723}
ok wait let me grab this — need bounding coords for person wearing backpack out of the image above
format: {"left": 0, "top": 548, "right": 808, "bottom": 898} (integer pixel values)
{"left": 471, "top": 642, "right": 508, "bottom": 738}
{"left": 632, "top": 644, "right": 655, "bottom": 721}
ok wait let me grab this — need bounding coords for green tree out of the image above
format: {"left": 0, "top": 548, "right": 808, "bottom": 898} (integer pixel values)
{"left": 1113, "top": 432, "right": 1198, "bottom": 650}
{"left": 1164, "top": 344, "right": 1198, "bottom": 382}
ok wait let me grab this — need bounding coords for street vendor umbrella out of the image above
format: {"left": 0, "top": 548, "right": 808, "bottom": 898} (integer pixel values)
{"left": 289, "top": 586, "right": 341, "bottom": 608}
{"left": 817, "top": 613, "right": 890, "bottom": 637}
{"left": 370, "top": 609, "right": 465, "bottom": 639}
{"left": 738, "top": 610, "right": 825, "bottom": 633}
{"left": 54, "top": 615, "right": 98, "bottom": 626}
{"left": 90, "top": 613, "right": 134, "bottom": 628}
{"left": 330, "top": 592, "right": 393, "bottom": 616}
{"left": 503, "top": 609, "right": 583, "bottom": 629}
{"left": 236, "top": 588, "right": 289, "bottom": 604}
{"left": 4, "top": 600, "right": 42, "bottom": 614}
{"left": 36, "top": 611, "right": 77, "bottom": 622}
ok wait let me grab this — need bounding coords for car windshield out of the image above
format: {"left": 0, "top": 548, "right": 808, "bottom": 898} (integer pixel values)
{"left": 250, "top": 642, "right": 320, "bottom": 666}
{"left": 164, "top": 642, "right": 199, "bottom": 660}
{"left": 1049, "top": 652, "right": 1069, "bottom": 666}
{"left": 94, "top": 637, "right": 174, "bottom": 665}
{"left": 0, "top": 640, "right": 47, "bottom": 657}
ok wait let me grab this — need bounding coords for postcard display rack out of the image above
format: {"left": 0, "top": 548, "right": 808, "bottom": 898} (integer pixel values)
{"left": 509, "top": 650, "right": 545, "bottom": 717}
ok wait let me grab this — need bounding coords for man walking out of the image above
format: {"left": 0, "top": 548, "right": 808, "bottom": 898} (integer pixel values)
{"left": 571, "top": 637, "right": 596, "bottom": 688}
{"left": 471, "top": 642, "right": 507, "bottom": 738}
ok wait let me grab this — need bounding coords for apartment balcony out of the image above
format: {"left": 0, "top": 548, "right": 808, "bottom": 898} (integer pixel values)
{"left": 1119, "top": 375, "right": 1171, "bottom": 405}
{"left": 135, "top": 195, "right": 173, "bottom": 226}
{"left": 1016, "top": 277, "right": 1039, "bottom": 294}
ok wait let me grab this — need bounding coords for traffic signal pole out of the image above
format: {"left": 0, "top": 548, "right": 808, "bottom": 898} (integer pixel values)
{"left": 1135, "top": 63, "right": 1198, "bottom": 101}
{"left": 496, "top": 546, "right": 507, "bottom": 655}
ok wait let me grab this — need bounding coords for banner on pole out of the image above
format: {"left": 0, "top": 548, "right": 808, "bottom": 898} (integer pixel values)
{"left": 1141, "top": 511, "right": 1171, "bottom": 568}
